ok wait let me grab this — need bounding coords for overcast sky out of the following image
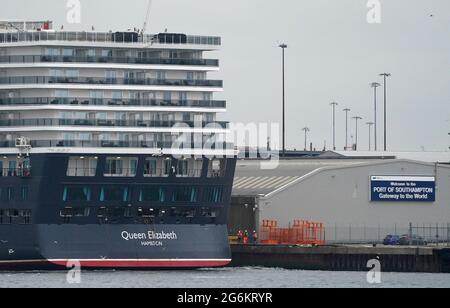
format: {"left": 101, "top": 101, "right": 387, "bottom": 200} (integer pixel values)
{"left": 2, "top": 0, "right": 450, "bottom": 151}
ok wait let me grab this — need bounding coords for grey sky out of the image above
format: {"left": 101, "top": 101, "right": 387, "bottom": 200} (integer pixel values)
{"left": 2, "top": 0, "right": 450, "bottom": 151}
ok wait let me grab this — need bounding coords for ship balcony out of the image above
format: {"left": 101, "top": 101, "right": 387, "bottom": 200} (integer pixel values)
{"left": 0, "top": 140, "right": 235, "bottom": 149}
{"left": 0, "top": 168, "right": 31, "bottom": 178}
{"left": 0, "top": 31, "right": 221, "bottom": 46}
{"left": 0, "top": 118, "right": 229, "bottom": 129}
{"left": 0, "top": 55, "right": 219, "bottom": 67}
{"left": 0, "top": 76, "right": 223, "bottom": 88}
{"left": 0, "top": 97, "right": 226, "bottom": 109}
{"left": 66, "top": 168, "right": 96, "bottom": 177}
{"left": 65, "top": 167, "right": 204, "bottom": 178}
{"left": 143, "top": 167, "right": 170, "bottom": 178}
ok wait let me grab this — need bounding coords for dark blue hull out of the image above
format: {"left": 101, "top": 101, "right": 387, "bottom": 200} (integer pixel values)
{"left": 0, "top": 224, "right": 231, "bottom": 269}
{"left": 0, "top": 153, "right": 236, "bottom": 269}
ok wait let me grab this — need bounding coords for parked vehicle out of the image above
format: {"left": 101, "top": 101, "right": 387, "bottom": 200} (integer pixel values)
{"left": 383, "top": 235, "right": 401, "bottom": 246}
{"left": 399, "top": 235, "right": 428, "bottom": 246}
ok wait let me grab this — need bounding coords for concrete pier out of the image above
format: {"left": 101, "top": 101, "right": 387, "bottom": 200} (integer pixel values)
{"left": 230, "top": 244, "right": 450, "bottom": 273}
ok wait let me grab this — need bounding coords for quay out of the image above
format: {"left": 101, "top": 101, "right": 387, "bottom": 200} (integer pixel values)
{"left": 230, "top": 244, "right": 450, "bottom": 273}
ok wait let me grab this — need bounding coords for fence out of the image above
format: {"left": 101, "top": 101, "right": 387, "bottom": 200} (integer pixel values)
{"left": 260, "top": 220, "right": 325, "bottom": 246}
{"left": 325, "top": 223, "right": 450, "bottom": 246}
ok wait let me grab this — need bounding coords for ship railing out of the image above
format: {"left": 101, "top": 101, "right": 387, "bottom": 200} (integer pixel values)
{"left": 143, "top": 168, "right": 170, "bottom": 178}
{"left": 0, "top": 168, "right": 31, "bottom": 177}
{"left": 0, "top": 76, "right": 223, "bottom": 87}
{"left": 104, "top": 168, "right": 138, "bottom": 177}
{"left": 0, "top": 97, "right": 226, "bottom": 109}
{"left": 0, "top": 31, "right": 221, "bottom": 46}
{"left": 104, "top": 168, "right": 203, "bottom": 178}
{"left": 0, "top": 140, "right": 235, "bottom": 150}
{"left": 66, "top": 168, "right": 96, "bottom": 177}
{"left": 0, "top": 118, "right": 229, "bottom": 129}
{"left": 0, "top": 55, "right": 219, "bottom": 67}
{"left": 175, "top": 169, "right": 203, "bottom": 178}
{"left": 207, "top": 170, "right": 227, "bottom": 178}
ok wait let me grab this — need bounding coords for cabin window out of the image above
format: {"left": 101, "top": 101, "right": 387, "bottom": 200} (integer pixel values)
{"left": 20, "top": 186, "right": 29, "bottom": 201}
{"left": 105, "top": 157, "right": 137, "bottom": 177}
{"left": 172, "top": 187, "right": 198, "bottom": 203}
{"left": 139, "top": 187, "right": 166, "bottom": 202}
{"left": 62, "top": 186, "right": 91, "bottom": 202}
{"left": 100, "top": 186, "right": 130, "bottom": 202}
{"left": 204, "top": 187, "right": 224, "bottom": 203}
{"left": 0, "top": 187, "right": 14, "bottom": 202}
{"left": 67, "top": 156, "right": 97, "bottom": 177}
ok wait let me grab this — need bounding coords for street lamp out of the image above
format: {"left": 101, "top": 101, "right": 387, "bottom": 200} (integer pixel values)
{"left": 343, "top": 108, "right": 351, "bottom": 151}
{"left": 330, "top": 102, "right": 338, "bottom": 151}
{"left": 302, "top": 127, "right": 310, "bottom": 151}
{"left": 279, "top": 43, "right": 288, "bottom": 157}
{"left": 366, "top": 122, "right": 375, "bottom": 151}
{"left": 379, "top": 73, "right": 391, "bottom": 152}
{"left": 371, "top": 82, "right": 381, "bottom": 151}
{"left": 352, "top": 116, "right": 362, "bottom": 151}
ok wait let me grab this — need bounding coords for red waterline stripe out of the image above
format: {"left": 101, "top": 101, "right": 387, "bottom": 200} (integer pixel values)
{"left": 0, "top": 259, "right": 232, "bottom": 268}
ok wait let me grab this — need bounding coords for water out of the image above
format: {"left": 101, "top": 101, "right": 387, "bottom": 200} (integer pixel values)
{"left": 0, "top": 268, "right": 449, "bottom": 288}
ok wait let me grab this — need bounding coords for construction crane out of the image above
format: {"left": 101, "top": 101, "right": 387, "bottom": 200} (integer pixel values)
{"left": 142, "top": 0, "right": 153, "bottom": 37}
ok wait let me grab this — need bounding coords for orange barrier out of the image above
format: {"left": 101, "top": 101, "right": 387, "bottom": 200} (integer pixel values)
{"left": 260, "top": 219, "right": 325, "bottom": 246}
{"left": 260, "top": 220, "right": 279, "bottom": 245}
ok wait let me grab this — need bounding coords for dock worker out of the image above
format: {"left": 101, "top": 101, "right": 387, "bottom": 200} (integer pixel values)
{"left": 243, "top": 230, "right": 249, "bottom": 244}
{"left": 252, "top": 230, "right": 258, "bottom": 244}
{"left": 237, "top": 230, "right": 243, "bottom": 243}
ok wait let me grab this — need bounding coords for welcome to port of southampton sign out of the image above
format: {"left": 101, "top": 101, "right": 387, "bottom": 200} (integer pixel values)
{"left": 370, "top": 176, "right": 436, "bottom": 202}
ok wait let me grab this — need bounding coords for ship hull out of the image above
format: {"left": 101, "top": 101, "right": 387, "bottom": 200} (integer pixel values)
{"left": 0, "top": 153, "right": 236, "bottom": 270}
{"left": 0, "top": 224, "right": 231, "bottom": 270}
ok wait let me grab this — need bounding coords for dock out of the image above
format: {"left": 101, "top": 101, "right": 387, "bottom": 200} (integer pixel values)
{"left": 230, "top": 244, "right": 450, "bottom": 273}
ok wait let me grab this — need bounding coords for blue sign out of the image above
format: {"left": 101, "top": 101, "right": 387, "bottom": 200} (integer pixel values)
{"left": 370, "top": 176, "right": 436, "bottom": 202}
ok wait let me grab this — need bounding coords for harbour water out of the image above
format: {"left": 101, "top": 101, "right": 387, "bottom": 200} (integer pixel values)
{"left": 1, "top": 267, "right": 449, "bottom": 288}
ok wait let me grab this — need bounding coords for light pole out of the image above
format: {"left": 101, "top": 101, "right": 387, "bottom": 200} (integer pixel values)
{"left": 343, "top": 108, "right": 351, "bottom": 151}
{"left": 330, "top": 102, "right": 338, "bottom": 150}
{"left": 380, "top": 73, "right": 391, "bottom": 152}
{"left": 279, "top": 43, "right": 287, "bottom": 157}
{"left": 302, "top": 127, "right": 310, "bottom": 151}
{"left": 371, "top": 82, "right": 381, "bottom": 151}
{"left": 366, "top": 122, "right": 375, "bottom": 151}
{"left": 352, "top": 116, "right": 362, "bottom": 151}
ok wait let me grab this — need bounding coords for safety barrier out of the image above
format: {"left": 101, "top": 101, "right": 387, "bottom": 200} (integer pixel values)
{"left": 260, "top": 220, "right": 279, "bottom": 245}
{"left": 260, "top": 219, "right": 325, "bottom": 246}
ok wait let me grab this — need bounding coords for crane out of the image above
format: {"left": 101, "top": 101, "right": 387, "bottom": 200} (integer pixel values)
{"left": 142, "top": 0, "right": 153, "bottom": 38}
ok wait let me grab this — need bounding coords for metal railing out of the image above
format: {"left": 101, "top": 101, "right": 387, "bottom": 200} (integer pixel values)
{"left": 0, "top": 118, "right": 228, "bottom": 129}
{"left": 104, "top": 168, "right": 137, "bottom": 177}
{"left": 144, "top": 168, "right": 170, "bottom": 178}
{"left": 0, "top": 31, "right": 221, "bottom": 46}
{"left": 0, "top": 76, "right": 223, "bottom": 88}
{"left": 207, "top": 170, "right": 227, "bottom": 178}
{"left": 175, "top": 169, "right": 203, "bottom": 178}
{"left": 66, "top": 168, "right": 204, "bottom": 178}
{"left": 0, "top": 97, "right": 226, "bottom": 109}
{"left": 0, "top": 168, "right": 31, "bottom": 177}
{"left": 66, "top": 168, "right": 96, "bottom": 177}
{"left": 0, "top": 55, "right": 219, "bottom": 67}
{"left": 0, "top": 140, "right": 234, "bottom": 149}
{"left": 326, "top": 223, "right": 450, "bottom": 246}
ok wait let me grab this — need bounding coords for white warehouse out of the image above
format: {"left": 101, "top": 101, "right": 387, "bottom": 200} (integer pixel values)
{"left": 230, "top": 155, "right": 450, "bottom": 244}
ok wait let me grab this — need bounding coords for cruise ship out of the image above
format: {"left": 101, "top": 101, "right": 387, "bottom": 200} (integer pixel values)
{"left": 0, "top": 21, "right": 236, "bottom": 269}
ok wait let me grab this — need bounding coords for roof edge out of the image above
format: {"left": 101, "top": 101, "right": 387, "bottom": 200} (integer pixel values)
{"left": 261, "top": 159, "right": 449, "bottom": 200}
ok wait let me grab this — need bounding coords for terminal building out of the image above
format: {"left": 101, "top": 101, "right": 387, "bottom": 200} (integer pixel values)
{"left": 229, "top": 152, "right": 450, "bottom": 244}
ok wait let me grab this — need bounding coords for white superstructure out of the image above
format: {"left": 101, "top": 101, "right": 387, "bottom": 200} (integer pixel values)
{"left": 0, "top": 21, "right": 233, "bottom": 157}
